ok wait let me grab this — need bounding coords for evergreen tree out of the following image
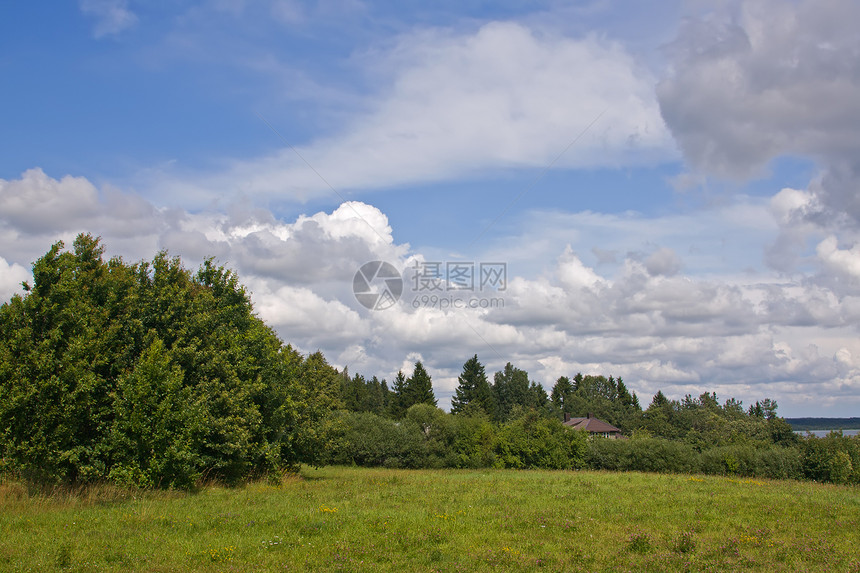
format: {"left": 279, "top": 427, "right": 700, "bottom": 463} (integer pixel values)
{"left": 364, "top": 376, "right": 389, "bottom": 415}
{"left": 405, "top": 361, "right": 437, "bottom": 408}
{"left": 451, "top": 355, "right": 495, "bottom": 417}
{"left": 650, "top": 390, "right": 670, "bottom": 408}
{"left": 388, "top": 371, "right": 408, "bottom": 419}
{"left": 550, "top": 376, "right": 574, "bottom": 412}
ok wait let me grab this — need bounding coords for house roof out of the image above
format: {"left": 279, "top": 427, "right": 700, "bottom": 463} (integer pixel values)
{"left": 563, "top": 416, "right": 622, "bottom": 434}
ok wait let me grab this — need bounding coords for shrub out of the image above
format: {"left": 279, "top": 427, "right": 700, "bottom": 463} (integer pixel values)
{"left": 753, "top": 445, "right": 803, "bottom": 480}
{"left": 587, "top": 437, "right": 699, "bottom": 474}
{"left": 700, "top": 445, "right": 757, "bottom": 477}
{"left": 495, "top": 410, "right": 586, "bottom": 469}
{"left": 327, "top": 411, "right": 428, "bottom": 468}
{"left": 449, "top": 413, "right": 497, "bottom": 468}
{"left": 801, "top": 433, "right": 860, "bottom": 484}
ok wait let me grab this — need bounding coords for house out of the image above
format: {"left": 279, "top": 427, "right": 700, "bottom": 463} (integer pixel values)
{"left": 563, "top": 412, "right": 623, "bottom": 439}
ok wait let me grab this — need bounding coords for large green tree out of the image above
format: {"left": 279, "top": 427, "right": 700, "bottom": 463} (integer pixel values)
{"left": 451, "top": 355, "right": 495, "bottom": 417}
{"left": 491, "top": 362, "right": 547, "bottom": 421}
{"left": 0, "top": 234, "right": 338, "bottom": 487}
{"left": 387, "top": 371, "right": 409, "bottom": 419}
{"left": 404, "top": 361, "right": 437, "bottom": 408}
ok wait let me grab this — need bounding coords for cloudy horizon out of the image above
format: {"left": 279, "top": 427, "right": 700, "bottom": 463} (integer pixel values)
{"left": 2, "top": 0, "right": 860, "bottom": 417}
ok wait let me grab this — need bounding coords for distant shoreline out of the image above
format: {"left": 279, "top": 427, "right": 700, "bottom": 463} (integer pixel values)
{"left": 786, "top": 417, "right": 860, "bottom": 432}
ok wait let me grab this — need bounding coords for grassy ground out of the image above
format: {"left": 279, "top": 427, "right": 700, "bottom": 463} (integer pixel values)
{"left": 1, "top": 467, "right": 858, "bottom": 572}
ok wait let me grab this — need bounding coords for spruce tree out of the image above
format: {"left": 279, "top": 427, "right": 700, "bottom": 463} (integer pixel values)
{"left": 405, "top": 361, "right": 437, "bottom": 408}
{"left": 388, "top": 371, "right": 408, "bottom": 418}
{"left": 451, "top": 355, "right": 494, "bottom": 417}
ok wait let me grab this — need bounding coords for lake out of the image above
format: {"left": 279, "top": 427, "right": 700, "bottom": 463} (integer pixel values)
{"left": 793, "top": 429, "right": 860, "bottom": 437}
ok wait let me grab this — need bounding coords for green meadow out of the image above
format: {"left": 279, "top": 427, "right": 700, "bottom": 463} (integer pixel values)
{"left": 1, "top": 467, "right": 858, "bottom": 572}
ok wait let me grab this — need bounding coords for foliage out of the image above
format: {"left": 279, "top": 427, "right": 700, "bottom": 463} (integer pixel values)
{"left": 403, "top": 361, "right": 437, "bottom": 409}
{"left": 494, "top": 410, "right": 587, "bottom": 470}
{"left": 491, "top": 362, "right": 551, "bottom": 423}
{"left": 450, "top": 354, "right": 495, "bottom": 418}
{"left": 339, "top": 371, "right": 389, "bottom": 415}
{"left": 386, "top": 371, "right": 409, "bottom": 419}
{"left": 586, "top": 436, "right": 700, "bottom": 474}
{"left": 449, "top": 411, "right": 497, "bottom": 468}
{"left": 0, "top": 234, "right": 338, "bottom": 487}
{"left": 325, "top": 411, "right": 427, "bottom": 468}
{"left": 800, "top": 431, "right": 860, "bottom": 484}
{"left": 550, "top": 373, "right": 642, "bottom": 432}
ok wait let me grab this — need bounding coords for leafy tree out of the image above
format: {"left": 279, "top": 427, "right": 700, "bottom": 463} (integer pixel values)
{"left": 450, "top": 411, "right": 497, "bottom": 468}
{"left": 492, "top": 362, "right": 531, "bottom": 422}
{"left": 405, "top": 403, "right": 454, "bottom": 467}
{"left": 0, "top": 234, "right": 338, "bottom": 487}
{"left": 451, "top": 355, "right": 495, "bottom": 417}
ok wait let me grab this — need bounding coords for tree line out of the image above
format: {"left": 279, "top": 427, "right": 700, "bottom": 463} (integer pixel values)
{"left": 1, "top": 235, "right": 857, "bottom": 487}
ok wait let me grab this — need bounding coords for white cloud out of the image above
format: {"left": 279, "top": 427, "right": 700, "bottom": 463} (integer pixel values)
{"left": 80, "top": 0, "right": 137, "bottom": 38}
{"left": 645, "top": 247, "right": 682, "bottom": 277}
{"left": 0, "top": 168, "right": 101, "bottom": 234}
{"left": 2, "top": 169, "right": 860, "bottom": 415}
{"left": 817, "top": 236, "right": 860, "bottom": 280}
{"left": 154, "top": 21, "right": 675, "bottom": 203}
{"left": 0, "top": 257, "right": 30, "bottom": 303}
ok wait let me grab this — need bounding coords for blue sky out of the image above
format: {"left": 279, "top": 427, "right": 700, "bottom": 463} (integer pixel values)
{"left": 2, "top": 0, "right": 860, "bottom": 417}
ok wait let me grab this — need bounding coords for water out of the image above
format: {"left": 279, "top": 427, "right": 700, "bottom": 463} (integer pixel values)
{"left": 793, "top": 429, "right": 860, "bottom": 437}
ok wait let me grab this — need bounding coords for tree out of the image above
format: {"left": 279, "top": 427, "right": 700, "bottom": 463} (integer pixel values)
{"left": 388, "top": 371, "right": 409, "bottom": 419}
{"left": 451, "top": 355, "right": 495, "bottom": 417}
{"left": 551, "top": 376, "right": 574, "bottom": 412}
{"left": 404, "top": 361, "right": 437, "bottom": 408}
{"left": 492, "top": 362, "right": 530, "bottom": 422}
{"left": 339, "top": 372, "right": 390, "bottom": 415}
{"left": 0, "top": 234, "right": 338, "bottom": 487}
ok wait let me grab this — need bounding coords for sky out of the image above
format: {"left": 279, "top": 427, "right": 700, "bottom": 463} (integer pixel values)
{"left": 2, "top": 0, "right": 860, "bottom": 417}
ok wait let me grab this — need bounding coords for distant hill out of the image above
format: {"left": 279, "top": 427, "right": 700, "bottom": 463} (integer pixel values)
{"left": 786, "top": 418, "right": 860, "bottom": 431}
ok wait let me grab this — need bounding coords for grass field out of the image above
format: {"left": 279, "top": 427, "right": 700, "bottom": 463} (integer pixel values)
{"left": 1, "top": 467, "right": 858, "bottom": 572}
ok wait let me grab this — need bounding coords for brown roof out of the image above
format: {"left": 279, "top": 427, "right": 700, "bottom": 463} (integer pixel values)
{"left": 563, "top": 416, "right": 622, "bottom": 434}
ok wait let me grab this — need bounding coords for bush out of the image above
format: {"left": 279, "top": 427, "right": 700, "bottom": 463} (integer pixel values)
{"left": 494, "top": 410, "right": 587, "bottom": 469}
{"left": 327, "top": 412, "right": 428, "bottom": 468}
{"left": 801, "top": 432, "right": 860, "bottom": 484}
{"left": 449, "top": 413, "right": 497, "bottom": 468}
{"left": 700, "top": 445, "right": 757, "bottom": 477}
{"left": 587, "top": 437, "right": 699, "bottom": 474}
{"left": 753, "top": 445, "right": 803, "bottom": 480}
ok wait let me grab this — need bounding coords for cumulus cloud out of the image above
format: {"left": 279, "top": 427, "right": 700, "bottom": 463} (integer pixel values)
{"left": 0, "top": 168, "right": 101, "bottom": 234}
{"left": 645, "top": 247, "right": 682, "bottom": 276}
{"left": 658, "top": 0, "right": 860, "bottom": 219}
{"left": 0, "top": 257, "right": 30, "bottom": 303}
{"left": 2, "top": 169, "right": 859, "bottom": 415}
{"left": 80, "top": 0, "right": 137, "bottom": 38}
{"left": 156, "top": 21, "right": 675, "bottom": 203}
{"left": 817, "top": 236, "right": 860, "bottom": 281}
